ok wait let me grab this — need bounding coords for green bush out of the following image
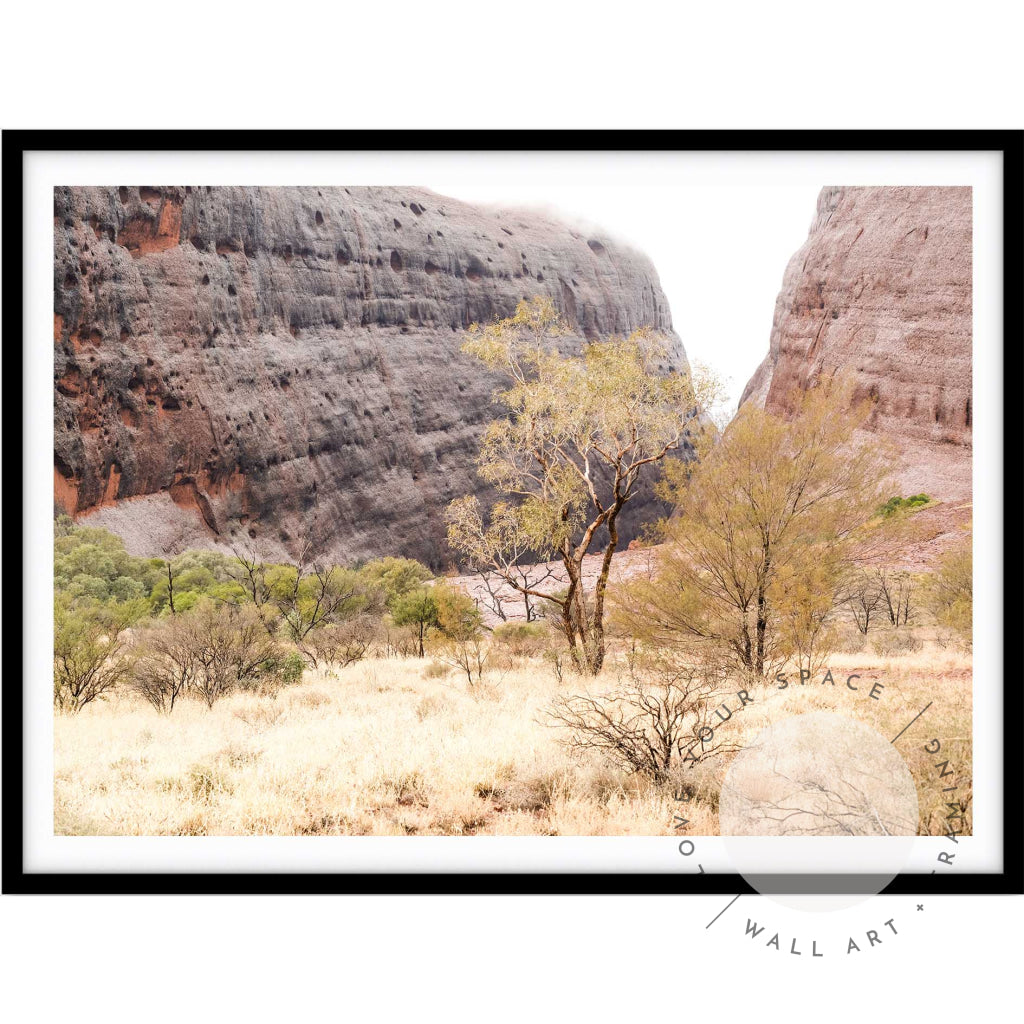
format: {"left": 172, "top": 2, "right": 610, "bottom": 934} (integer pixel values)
{"left": 276, "top": 651, "right": 307, "bottom": 685}
{"left": 54, "top": 516, "right": 246, "bottom": 615}
{"left": 54, "top": 595, "right": 143, "bottom": 712}
{"left": 492, "top": 621, "right": 549, "bottom": 658}
{"left": 359, "top": 557, "right": 433, "bottom": 611}
{"left": 55, "top": 519, "right": 160, "bottom": 605}
{"left": 878, "top": 494, "right": 932, "bottom": 518}
{"left": 390, "top": 587, "right": 439, "bottom": 657}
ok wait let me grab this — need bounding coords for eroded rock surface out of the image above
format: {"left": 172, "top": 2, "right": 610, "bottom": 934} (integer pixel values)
{"left": 741, "top": 187, "right": 972, "bottom": 501}
{"left": 54, "top": 186, "right": 686, "bottom": 564}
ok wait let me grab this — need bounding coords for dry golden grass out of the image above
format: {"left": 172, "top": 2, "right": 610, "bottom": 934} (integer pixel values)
{"left": 53, "top": 644, "right": 971, "bottom": 837}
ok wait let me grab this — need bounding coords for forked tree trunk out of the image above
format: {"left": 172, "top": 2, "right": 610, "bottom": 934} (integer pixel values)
{"left": 559, "top": 533, "right": 621, "bottom": 677}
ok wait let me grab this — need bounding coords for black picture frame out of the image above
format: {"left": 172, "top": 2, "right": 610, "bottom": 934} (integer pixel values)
{"left": 4, "top": 129, "right": 1020, "bottom": 896}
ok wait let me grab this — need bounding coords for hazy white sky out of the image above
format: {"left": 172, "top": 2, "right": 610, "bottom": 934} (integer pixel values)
{"left": 431, "top": 181, "right": 820, "bottom": 413}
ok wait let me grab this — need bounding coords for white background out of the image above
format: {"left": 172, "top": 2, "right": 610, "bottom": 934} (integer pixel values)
{"left": 3, "top": 1, "right": 1021, "bottom": 1021}
{"left": 428, "top": 177, "right": 820, "bottom": 412}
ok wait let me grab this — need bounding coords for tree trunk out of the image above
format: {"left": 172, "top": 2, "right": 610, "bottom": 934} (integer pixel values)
{"left": 755, "top": 585, "right": 767, "bottom": 677}
{"left": 588, "top": 509, "right": 621, "bottom": 676}
{"left": 561, "top": 566, "right": 584, "bottom": 671}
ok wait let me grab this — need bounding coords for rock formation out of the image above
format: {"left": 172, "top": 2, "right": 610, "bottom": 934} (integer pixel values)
{"left": 741, "top": 186, "right": 972, "bottom": 501}
{"left": 54, "top": 186, "right": 686, "bottom": 565}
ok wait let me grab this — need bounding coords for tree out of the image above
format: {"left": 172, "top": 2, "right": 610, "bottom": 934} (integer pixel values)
{"left": 184, "top": 600, "right": 285, "bottom": 707}
{"left": 150, "top": 547, "right": 243, "bottom": 615}
{"left": 54, "top": 596, "right": 142, "bottom": 712}
{"left": 391, "top": 587, "right": 439, "bottom": 657}
{"left": 270, "top": 547, "right": 372, "bottom": 667}
{"left": 844, "top": 568, "right": 885, "bottom": 635}
{"left": 447, "top": 297, "right": 719, "bottom": 676}
{"left": 228, "top": 542, "right": 277, "bottom": 631}
{"left": 54, "top": 517, "right": 160, "bottom": 604}
{"left": 878, "top": 568, "right": 914, "bottom": 627}
{"left": 475, "top": 569, "right": 509, "bottom": 623}
{"left": 131, "top": 615, "right": 198, "bottom": 712}
{"left": 615, "top": 379, "right": 892, "bottom": 679}
{"left": 432, "top": 583, "right": 489, "bottom": 687}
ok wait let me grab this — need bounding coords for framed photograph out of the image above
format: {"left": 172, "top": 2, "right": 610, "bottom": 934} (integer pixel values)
{"left": 4, "top": 130, "right": 1019, "bottom": 895}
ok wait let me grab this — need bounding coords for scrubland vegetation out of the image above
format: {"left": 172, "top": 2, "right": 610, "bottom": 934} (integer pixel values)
{"left": 53, "top": 298, "right": 974, "bottom": 837}
{"left": 53, "top": 646, "right": 971, "bottom": 837}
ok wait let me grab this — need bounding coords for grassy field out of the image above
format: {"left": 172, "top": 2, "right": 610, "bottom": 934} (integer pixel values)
{"left": 54, "top": 644, "right": 971, "bottom": 837}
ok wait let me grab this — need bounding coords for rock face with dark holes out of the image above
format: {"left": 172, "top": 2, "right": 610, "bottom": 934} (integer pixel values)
{"left": 54, "top": 186, "right": 687, "bottom": 566}
{"left": 741, "top": 186, "right": 972, "bottom": 502}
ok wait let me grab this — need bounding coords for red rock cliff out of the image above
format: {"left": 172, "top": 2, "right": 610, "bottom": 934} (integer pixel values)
{"left": 741, "top": 186, "right": 972, "bottom": 501}
{"left": 53, "top": 186, "right": 687, "bottom": 565}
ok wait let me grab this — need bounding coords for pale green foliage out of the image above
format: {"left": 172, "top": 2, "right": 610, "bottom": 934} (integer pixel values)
{"left": 150, "top": 549, "right": 245, "bottom": 614}
{"left": 449, "top": 297, "right": 721, "bottom": 675}
{"left": 491, "top": 621, "right": 550, "bottom": 658}
{"left": 463, "top": 298, "right": 712, "bottom": 556}
{"left": 616, "top": 378, "right": 893, "bottom": 678}
{"left": 434, "top": 583, "right": 483, "bottom": 642}
{"left": 271, "top": 565, "right": 371, "bottom": 643}
{"left": 358, "top": 557, "right": 433, "bottom": 611}
{"left": 54, "top": 595, "right": 144, "bottom": 712}
{"left": 391, "top": 587, "right": 439, "bottom": 657}
{"left": 431, "top": 583, "right": 489, "bottom": 687}
{"left": 54, "top": 516, "right": 161, "bottom": 604}
{"left": 54, "top": 515, "right": 247, "bottom": 614}
{"left": 928, "top": 537, "right": 972, "bottom": 643}
{"left": 461, "top": 295, "right": 571, "bottom": 369}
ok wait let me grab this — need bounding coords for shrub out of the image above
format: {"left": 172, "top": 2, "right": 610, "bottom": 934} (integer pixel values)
{"left": 415, "top": 693, "right": 452, "bottom": 718}
{"left": 271, "top": 651, "right": 307, "bottom": 686}
{"left": 131, "top": 615, "right": 199, "bottom": 713}
{"left": 432, "top": 584, "right": 489, "bottom": 687}
{"left": 358, "top": 557, "right": 433, "bottom": 611}
{"left": 871, "top": 629, "right": 924, "bottom": 656}
{"left": 422, "top": 661, "right": 452, "bottom": 680}
{"left": 271, "top": 564, "right": 375, "bottom": 665}
{"left": 545, "top": 656, "right": 741, "bottom": 782}
{"left": 187, "top": 763, "right": 232, "bottom": 801}
{"left": 926, "top": 538, "right": 972, "bottom": 643}
{"left": 878, "top": 494, "right": 932, "bottom": 518}
{"left": 131, "top": 600, "right": 286, "bottom": 709}
{"left": 54, "top": 596, "right": 142, "bottom": 712}
{"left": 303, "top": 615, "right": 380, "bottom": 670}
{"left": 380, "top": 622, "right": 424, "bottom": 659}
{"left": 843, "top": 569, "right": 885, "bottom": 634}
{"left": 492, "top": 621, "right": 549, "bottom": 658}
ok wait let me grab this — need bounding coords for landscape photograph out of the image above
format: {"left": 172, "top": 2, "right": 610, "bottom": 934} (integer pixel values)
{"left": 51, "top": 181, "right": 973, "bottom": 840}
